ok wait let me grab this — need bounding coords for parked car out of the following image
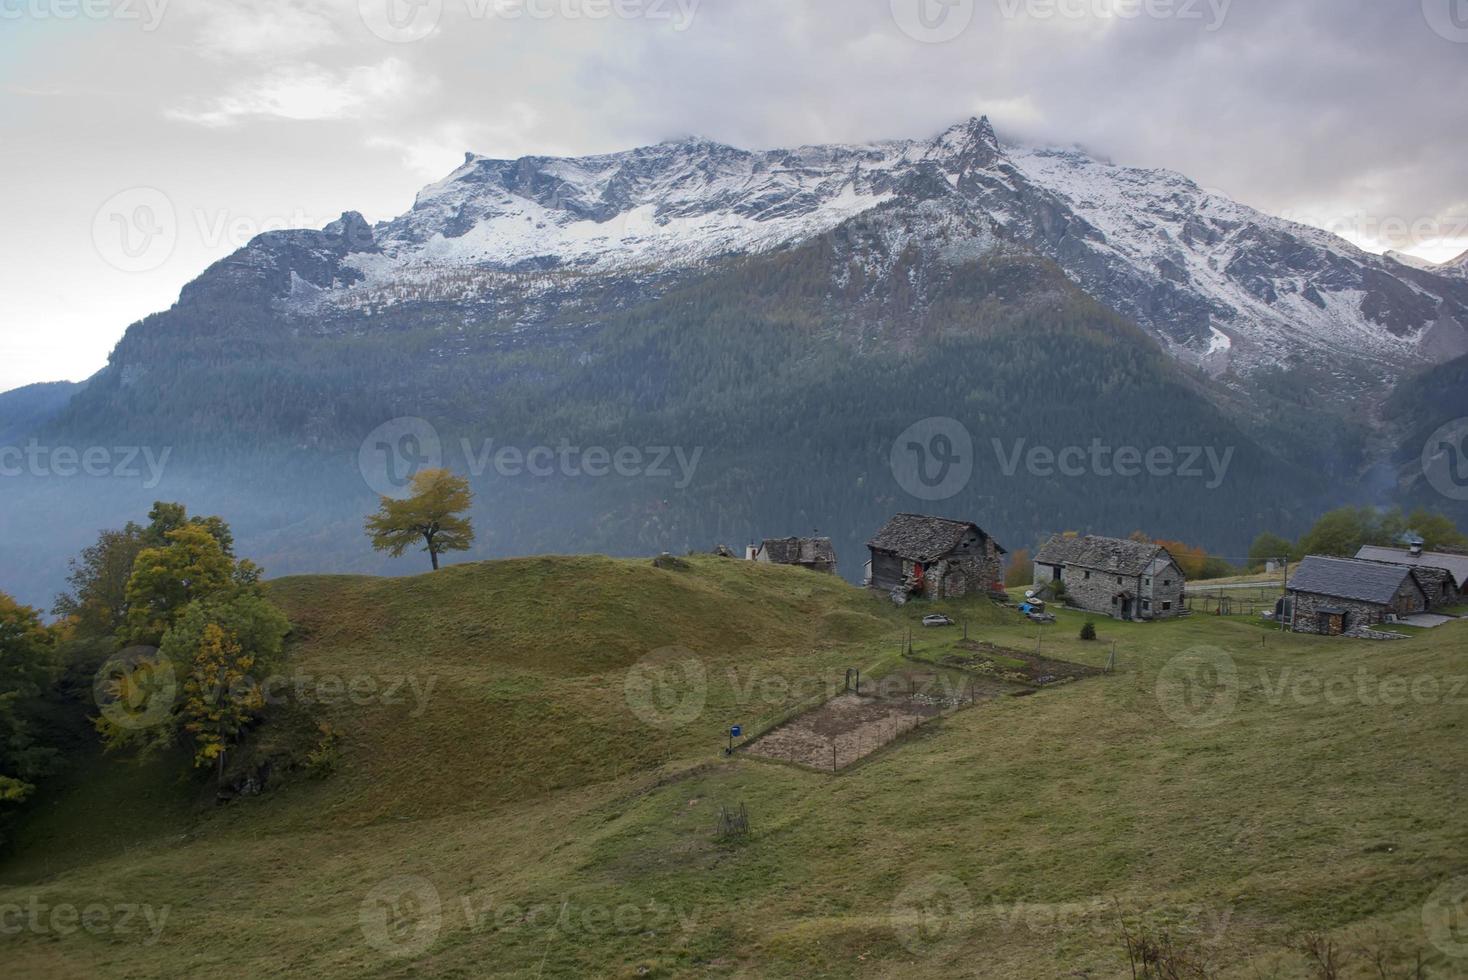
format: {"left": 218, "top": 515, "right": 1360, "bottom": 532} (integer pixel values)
{"left": 922, "top": 614, "right": 954, "bottom": 627}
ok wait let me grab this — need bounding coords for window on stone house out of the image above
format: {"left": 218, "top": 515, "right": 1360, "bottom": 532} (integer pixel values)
{"left": 1163, "top": 601, "right": 1172, "bottom": 611}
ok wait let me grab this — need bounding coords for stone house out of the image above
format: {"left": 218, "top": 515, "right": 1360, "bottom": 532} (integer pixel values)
{"left": 866, "top": 514, "right": 1006, "bottom": 601}
{"left": 1283, "top": 555, "right": 1429, "bottom": 635}
{"left": 1033, "top": 534, "right": 1186, "bottom": 621}
{"left": 751, "top": 537, "right": 838, "bottom": 575}
{"left": 1354, "top": 544, "right": 1465, "bottom": 609}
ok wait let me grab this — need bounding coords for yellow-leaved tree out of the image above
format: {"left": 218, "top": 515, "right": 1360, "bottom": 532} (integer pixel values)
{"left": 182, "top": 623, "right": 265, "bottom": 783}
{"left": 364, "top": 468, "right": 476, "bottom": 571}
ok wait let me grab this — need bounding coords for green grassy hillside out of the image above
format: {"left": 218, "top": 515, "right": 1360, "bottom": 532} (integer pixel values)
{"left": 2, "top": 557, "right": 1464, "bottom": 978}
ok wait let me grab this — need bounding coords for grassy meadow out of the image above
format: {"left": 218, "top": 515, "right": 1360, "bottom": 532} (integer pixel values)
{"left": 1, "top": 555, "right": 1465, "bottom": 978}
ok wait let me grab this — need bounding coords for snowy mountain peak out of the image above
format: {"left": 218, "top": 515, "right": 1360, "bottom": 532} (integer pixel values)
{"left": 184, "top": 118, "right": 1468, "bottom": 393}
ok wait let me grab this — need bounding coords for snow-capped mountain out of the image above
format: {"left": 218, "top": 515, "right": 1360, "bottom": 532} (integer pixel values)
{"left": 183, "top": 117, "right": 1468, "bottom": 393}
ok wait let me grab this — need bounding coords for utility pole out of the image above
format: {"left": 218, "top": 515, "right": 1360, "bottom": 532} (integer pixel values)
{"left": 1279, "top": 556, "right": 1288, "bottom": 631}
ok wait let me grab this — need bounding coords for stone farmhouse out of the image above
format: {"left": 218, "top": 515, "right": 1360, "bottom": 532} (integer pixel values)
{"left": 1282, "top": 555, "right": 1429, "bottom": 635}
{"left": 1033, "top": 534, "right": 1186, "bottom": 621}
{"left": 749, "top": 537, "right": 838, "bottom": 575}
{"left": 866, "top": 514, "right": 1006, "bottom": 601}
{"left": 1354, "top": 544, "right": 1465, "bottom": 608}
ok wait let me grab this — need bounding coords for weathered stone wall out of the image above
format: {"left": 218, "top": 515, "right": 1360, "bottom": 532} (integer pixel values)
{"left": 1141, "top": 560, "right": 1186, "bottom": 619}
{"left": 1289, "top": 591, "right": 1389, "bottom": 634}
{"left": 1057, "top": 565, "right": 1136, "bottom": 618}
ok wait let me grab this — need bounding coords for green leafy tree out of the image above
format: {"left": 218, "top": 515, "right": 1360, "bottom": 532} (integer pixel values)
{"left": 98, "top": 592, "right": 290, "bottom": 774}
{"left": 365, "top": 468, "right": 476, "bottom": 571}
{"left": 122, "top": 526, "right": 236, "bottom": 647}
{"left": 0, "top": 593, "right": 60, "bottom": 839}
{"left": 1400, "top": 509, "right": 1468, "bottom": 551}
{"left": 53, "top": 525, "right": 146, "bottom": 638}
{"left": 1297, "top": 507, "right": 1375, "bottom": 558}
{"left": 1248, "top": 533, "right": 1294, "bottom": 569}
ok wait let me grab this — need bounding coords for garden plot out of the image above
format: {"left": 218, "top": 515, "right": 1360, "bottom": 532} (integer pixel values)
{"left": 743, "top": 668, "right": 1011, "bottom": 772}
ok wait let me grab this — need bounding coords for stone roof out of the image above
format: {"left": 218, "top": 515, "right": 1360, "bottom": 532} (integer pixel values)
{"left": 1288, "top": 556, "right": 1422, "bottom": 605}
{"left": 1355, "top": 546, "right": 1468, "bottom": 588}
{"left": 866, "top": 514, "right": 1005, "bottom": 562}
{"left": 760, "top": 537, "right": 835, "bottom": 565}
{"left": 1034, "top": 534, "right": 1176, "bottom": 578}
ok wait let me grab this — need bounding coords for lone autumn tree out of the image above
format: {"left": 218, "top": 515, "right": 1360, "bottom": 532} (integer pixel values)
{"left": 365, "top": 468, "right": 476, "bottom": 571}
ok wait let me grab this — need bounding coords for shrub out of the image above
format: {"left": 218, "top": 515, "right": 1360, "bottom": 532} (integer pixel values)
{"left": 1080, "top": 620, "right": 1098, "bottom": 641}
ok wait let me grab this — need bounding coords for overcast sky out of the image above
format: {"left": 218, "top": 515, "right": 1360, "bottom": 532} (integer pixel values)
{"left": 1, "top": 0, "right": 1465, "bottom": 392}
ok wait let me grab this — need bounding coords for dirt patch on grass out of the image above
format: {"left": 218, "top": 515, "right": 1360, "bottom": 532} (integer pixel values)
{"left": 940, "top": 640, "right": 1103, "bottom": 686}
{"left": 744, "top": 668, "right": 1010, "bottom": 772}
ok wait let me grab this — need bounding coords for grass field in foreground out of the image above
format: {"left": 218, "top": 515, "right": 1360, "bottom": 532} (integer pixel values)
{"left": 2, "top": 556, "right": 1465, "bottom": 978}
